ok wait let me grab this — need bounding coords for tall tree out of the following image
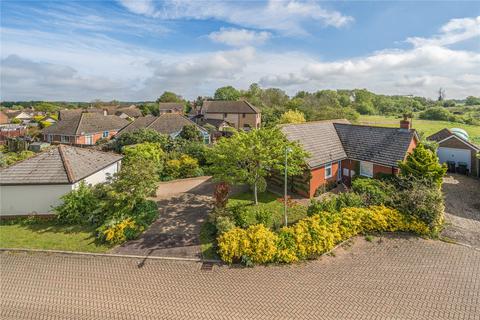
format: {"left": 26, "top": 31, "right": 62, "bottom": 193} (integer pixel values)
{"left": 278, "top": 110, "right": 306, "bottom": 124}
{"left": 214, "top": 86, "right": 240, "bottom": 101}
{"left": 157, "top": 91, "right": 182, "bottom": 103}
{"left": 207, "top": 128, "right": 308, "bottom": 204}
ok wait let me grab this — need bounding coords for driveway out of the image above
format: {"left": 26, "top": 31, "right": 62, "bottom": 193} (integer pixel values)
{"left": 112, "top": 176, "right": 216, "bottom": 259}
{"left": 442, "top": 174, "right": 480, "bottom": 248}
{"left": 1, "top": 236, "right": 479, "bottom": 319}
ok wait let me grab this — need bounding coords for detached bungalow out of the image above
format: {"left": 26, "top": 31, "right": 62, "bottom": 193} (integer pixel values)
{"left": 280, "top": 119, "right": 418, "bottom": 198}
{"left": 118, "top": 113, "right": 211, "bottom": 144}
{"left": 0, "top": 145, "right": 122, "bottom": 215}
{"left": 43, "top": 112, "right": 129, "bottom": 145}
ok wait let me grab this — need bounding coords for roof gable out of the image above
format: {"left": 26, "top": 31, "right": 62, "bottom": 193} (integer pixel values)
{"left": 0, "top": 145, "right": 122, "bottom": 185}
{"left": 427, "top": 128, "right": 452, "bottom": 142}
{"left": 334, "top": 124, "right": 415, "bottom": 167}
{"left": 118, "top": 114, "right": 205, "bottom": 136}
{"left": 203, "top": 100, "right": 260, "bottom": 114}
{"left": 281, "top": 119, "right": 350, "bottom": 168}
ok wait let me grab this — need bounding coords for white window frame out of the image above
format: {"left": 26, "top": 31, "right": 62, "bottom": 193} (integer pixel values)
{"left": 103, "top": 130, "right": 109, "bottom": 138}
{"left": 359, "top": 161, "right": 374, "bottom": 178}
{"left": 325, "top": 162, "right": 333, "bottom": 179}
{"left": 61, "top": 135, "right": 69, "bottom": 143}
{"left": 85, "top": 135, "right": 93, "bottom": 145}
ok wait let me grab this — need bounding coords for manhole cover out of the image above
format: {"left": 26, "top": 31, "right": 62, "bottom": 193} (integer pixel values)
{"left": 201, "top": 262, "right": 213, "bottom": 271}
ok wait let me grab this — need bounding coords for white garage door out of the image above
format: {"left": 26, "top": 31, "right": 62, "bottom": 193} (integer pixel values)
{"left": 437, "top": 147, "right": 471, "bottom": 170}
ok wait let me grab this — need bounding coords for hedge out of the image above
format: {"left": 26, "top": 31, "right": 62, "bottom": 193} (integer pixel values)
{"left": 218, "top": 206, "right": 430, "bottom": 265}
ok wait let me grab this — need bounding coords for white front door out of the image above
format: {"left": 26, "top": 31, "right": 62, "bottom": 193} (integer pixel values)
{"left": 337, "top": 161, "right": 342, "bottom": 181}
{"left": 85, "top": 135, "right": 93, "bottom": 145}
{"left": 437, "top": 147, "right": 471, "bottom": 170}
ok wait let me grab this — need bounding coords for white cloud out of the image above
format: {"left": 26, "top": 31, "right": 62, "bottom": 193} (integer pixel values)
{"left": 208, "top": 28, "right": 271, "bottom": 47}
{"left": 119, "top": 0, "right": 353, "bottom": 34}
{"left": 406, "top": 16, "right": 480, "bottom": 47}
{"left": 118, "top": 0, "right": 156, "bottom": 16}
{"left": 1, "top": 14, "right": 479, "bottom": 101}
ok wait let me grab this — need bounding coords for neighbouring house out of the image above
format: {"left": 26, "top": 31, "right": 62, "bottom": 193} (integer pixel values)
{"left": 0, "top": 111, "right": 8, "bottom": 124}
{"left": 428, "top": 128, "right": 479, "bottom": 177}
{"left": 158, "top": 102, "right": 184, "bottom": 114}
{"left": 198, "top": 100, "right": 261, "bottom": 130}
{"left": 279, "top": 119, "right": 418, "bottom": 198}
{"left": 58, "top": 108, "right": 105, "bottom": 121}
{"left": 5, "top": 110, "right": 40, "bottom": 124}
{"left": 0, "top": 145, "right": 122, "bottom": 215}
{"left": 114, "top": 106, "right": 143, "bottom": 120}
{"left": 117, "top": 113, "right": 211, "bottom": 144}
{"left": 0, "top": 124, "right": 28, "bottom": 145}
{"left": 42, "top": 112, "right": 130, "bottom": 145}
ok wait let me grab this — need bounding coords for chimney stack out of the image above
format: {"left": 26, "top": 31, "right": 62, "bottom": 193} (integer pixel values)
{"left": 400, "top": 114, "right": 411, "bottom": 130}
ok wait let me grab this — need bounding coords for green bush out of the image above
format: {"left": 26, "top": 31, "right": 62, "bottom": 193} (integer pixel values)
{"left": 351, "top": 177, "right": 394, "bottom": 206}
{"left": 55, "top": 181, "right": 99, "bottom": 225}
{"left": 307, "top": 192, "right": 365, "bottom": 216}
{"left": 215, "top": 216, "right": 236, "bottom": 234}
{"left": 230, "top": 205, "right": 274, "bottom": 229}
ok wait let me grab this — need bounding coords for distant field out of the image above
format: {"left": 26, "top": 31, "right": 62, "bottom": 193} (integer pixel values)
{"left": 358, "top": 115, "right": 480, "bottom": 145}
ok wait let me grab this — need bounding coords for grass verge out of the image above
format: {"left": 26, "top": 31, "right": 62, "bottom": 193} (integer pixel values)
{"left": 199, "top": 221, "right": 219, "bottom": 260}
{"left": 0, "top": 217, "right": 110, "bottom": 253}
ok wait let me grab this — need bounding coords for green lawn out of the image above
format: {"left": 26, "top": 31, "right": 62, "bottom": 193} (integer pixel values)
{"left": 0, "top": 218, "right": 110, "bottom": 253}
{"left": 228, "top": 191, "right": 308, "bottom": 229}
{"left": 358, "top": 115, "right": 480, "bottom": 144}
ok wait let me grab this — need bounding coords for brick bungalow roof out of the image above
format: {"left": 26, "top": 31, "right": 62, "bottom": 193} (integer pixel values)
{"left": 0, "top": 145, "right": 122, "bottom": 185}
{"left": 281, "top": 119, "right": 350, "bottom": 168}
{"left": 58, "top": 109, "right": 105, "bottom": 121}
{"left": 282, "top": 119, "right": 417, "bottom": 169}
{"left": 118, "top": 113, "right": 206, "bottom": 136}
{"left": 43, "top": 113, "right": 129, "bottom": 136}
{"left": 334, "top": 123, "right": 417, "bottom": 168}
{"left": 202, "top": 100, "right": 260, "bottom": 114}
{"left": 115, "top": 107, "right": 143, "bottom": 118}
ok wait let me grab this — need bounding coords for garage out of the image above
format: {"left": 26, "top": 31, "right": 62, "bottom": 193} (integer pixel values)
{"left": 437, "top": 147, "right": 471, "bottom": 171}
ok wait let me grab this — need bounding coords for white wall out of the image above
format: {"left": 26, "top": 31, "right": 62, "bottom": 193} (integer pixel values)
{"left": 77, "top": 162, "right": 120, "bottom": 186}
{"left": 1, "top": 161, "right": 121, "bottom": 216}
{"left": 0, "top": 184, "right": 73, "bottom": 215}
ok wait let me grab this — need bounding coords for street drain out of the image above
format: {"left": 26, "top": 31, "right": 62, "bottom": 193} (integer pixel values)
{"left": 201, "top": 262, "right": 214, "bottom": 271}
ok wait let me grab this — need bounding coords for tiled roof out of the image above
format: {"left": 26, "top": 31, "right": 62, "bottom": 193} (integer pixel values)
{"left": 334, "top": 124, "right": 416, "bottom": 168}
{"left": 43, "top": 113, "right": 129, "bottom": 135}
{"left": 118, "top": 114, "right": 206, "bottom": 136}
{"left": 281, "top": 119, "right": 350, "bottom": 168}
{"left": 0, "top": 145, "right": 122, "bottom": 185}
{"left": 427, "top": 128, "right": 452, "bottom": 142}
{"left": 58, "top": 109, "right": 104, "bottom": 120}
{"left": 158, "top": 102, "right": 184, "bottom": 111}
{"left": 115, "top": 107, "right": 143, "bottom": 118}
{"left": 202, "top": 100, "right": 260, "bottom": 114}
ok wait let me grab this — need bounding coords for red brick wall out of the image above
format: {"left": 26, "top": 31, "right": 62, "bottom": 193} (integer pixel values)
{"left": 308, "top": 162, "right": 340, "bottom": 198}
{"left": 373, "top": 164, "right": 398, "bottom": 176}
{"left": 44, "top": 131, "right": 118, "bottom": 145}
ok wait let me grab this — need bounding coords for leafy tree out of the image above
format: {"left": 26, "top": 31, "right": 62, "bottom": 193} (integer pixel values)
{"left": 207, "top": 128, "right": 308, "bottom": 205}
{"left": 113, "top": 129, "right": 169, "bottom": 152}
{"left": 178, "top": 124, "right": 203, "bottom": 142}
{"left": 55, "top": 181, "right": 99, "bottom": 225}
{"left": 465, "top": 96, "right": 480, "bottom": 106}
{"left": 419, "top": 107, "right": 452, "bottom": 121}
{"left": 122, "top": 142, "right": 165, "bottom": 176}
{"left": 34, "top": 102, "right": 60, "bottom": 113}
{"left": 156, "top": 91, "right": 182, "bottom": 103}
{"left": 214, "top": 86, "right": 240, "bottom": 101}
{"left": 278, "top": 110, "right": 306, "bottom": 124}
{"left": 398, "top": 144, "right": 447, "bottom": 186}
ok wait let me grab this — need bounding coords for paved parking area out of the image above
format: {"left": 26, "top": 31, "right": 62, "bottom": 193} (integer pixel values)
{"left": 442, "top": 174, "right": 480, "bottom": 248}
{"left": 1, "top": 236, "right": 479, "bottom": 320}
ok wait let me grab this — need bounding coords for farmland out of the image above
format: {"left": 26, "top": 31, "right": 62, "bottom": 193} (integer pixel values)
{"left": 358, "top": 115, "right": 480, "bottom": 144}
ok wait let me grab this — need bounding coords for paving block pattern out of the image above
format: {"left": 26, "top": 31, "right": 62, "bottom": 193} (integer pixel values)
{"left": 1, "top": 236, "right": 479, "bottom": 319}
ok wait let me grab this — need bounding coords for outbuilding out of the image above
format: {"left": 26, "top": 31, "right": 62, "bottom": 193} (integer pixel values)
{"left": 0, "top": 145, "right": 122, "bottom": 215}
{"left": 428, "top": 128, "right": 479, "bottom": 177}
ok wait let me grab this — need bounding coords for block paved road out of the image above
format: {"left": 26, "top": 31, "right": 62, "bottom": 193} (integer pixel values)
{"left": 1, "top": 236, "right": 479, "bottom": 320}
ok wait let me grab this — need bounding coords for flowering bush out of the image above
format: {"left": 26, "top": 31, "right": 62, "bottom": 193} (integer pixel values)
{"left": 217, "top": 205, "right": 431, "bottom": 265}
{"left": 99, "top": 218, "right": 141, "bottom": 245}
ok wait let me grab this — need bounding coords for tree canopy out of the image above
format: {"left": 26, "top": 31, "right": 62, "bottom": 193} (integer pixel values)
{"left": 398, "top": 144, "right": 447, "bottom": 186}
{"left": 156, "top": 91, "right": 183, "bottom": 103}
{"left": 214, "top": 86, "right": 241, "bottom": 101}
{"left": 207, "top": 128, "right": 309, "bottom": 204}
{"left": 278, "top": 110, "right": 306, "bottom": 124}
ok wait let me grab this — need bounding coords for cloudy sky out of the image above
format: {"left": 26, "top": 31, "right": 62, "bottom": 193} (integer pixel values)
{"left": 1, "top": 0, "right": 479, "bottom": 101}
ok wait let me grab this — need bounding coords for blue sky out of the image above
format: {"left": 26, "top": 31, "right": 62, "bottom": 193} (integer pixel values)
{"left": 1, "top": 0, "right": 479, "bottom": 101}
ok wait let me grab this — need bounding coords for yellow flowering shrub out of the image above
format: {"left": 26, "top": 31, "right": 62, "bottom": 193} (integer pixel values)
{"left": 244, "top": 225, "right": 278, "bottom": 264}
{"left": 217, "top": 205, "right": 432, "bottom": 265}
{"left": 217, "top": 227, "right": 248, "bottom": 264}
{"left": 102, "top": 218, "right": 139, "bottom": 245}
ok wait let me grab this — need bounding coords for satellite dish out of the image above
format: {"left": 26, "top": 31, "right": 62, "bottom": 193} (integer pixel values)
{"left": 450, "top": 128, "right": 469, "bottom": 141}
